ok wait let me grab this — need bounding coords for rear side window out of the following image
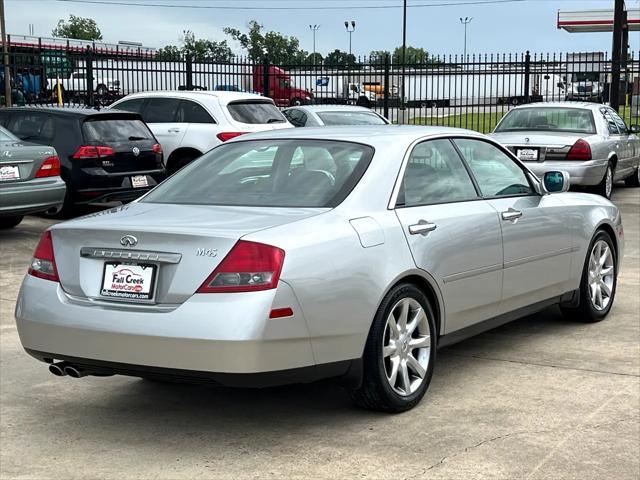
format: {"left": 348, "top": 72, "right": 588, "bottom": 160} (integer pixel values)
{"left": 7, "top": 112, "right": 55, "bottom": 143}
{"left": 114, "top": 98, "right": 145, "bottom": 114}
{"left": 601, "top": 109, "right": 619, "bottom": 135}
{"left": 83, "top": 118, "right": 154, "bottom": 142}
{"left": 283, "top": 109, "right": 307, "bottom": 127}
{"left": 142, "top": 139, "right": 374, "bottom": 208}
{"left": 398, "top": 139, "right": 478, "bottom": 207}
{"left": 317, "top": 111, "right": 387, "bottom": 126}
{"left": 143, "top": 98, "right": 181, "bottom": 123}
{"left": 226, "top": 101, "right": 286, "bottom": 124}
{"left": 176, "top": 100, "right": 215, "bottom": 124}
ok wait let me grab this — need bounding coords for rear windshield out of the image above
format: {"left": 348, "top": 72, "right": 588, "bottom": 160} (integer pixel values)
{"left": 495, "top": 107, "right": 595, "bottom": 134}
{"left": 226, "top": 101, "right": 287, "bottom": 124}
{"left": 142, "top": 139, "right": 374, "bottom": 208}
{"left": 317, "top": 111, "right": 387, "bottom": 126}
{"left": 83, "top": 118, "right": 154, "bottom": 142}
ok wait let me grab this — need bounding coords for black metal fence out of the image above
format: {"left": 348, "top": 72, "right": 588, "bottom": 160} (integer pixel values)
{"left": 2, "top": 37, "right": 639, "bottom": 133}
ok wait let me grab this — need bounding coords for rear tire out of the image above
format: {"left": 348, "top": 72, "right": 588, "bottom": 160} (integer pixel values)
{"left": 167, "top": 152, "right": 200, "bottom": 176}
{"left": 624, "top": 168, "right": 640, "bottom": 187}
{"left": 350, "top": 283, "right": 436, "bottom": 413}
{"left": 0, "top": 216, "right": 24, "bottom": 229}
{"left": 591, "top": 163, "right": 614, "bottom": 199}
{"left": 561, "top": 230, "right": 617, "bottom": 323}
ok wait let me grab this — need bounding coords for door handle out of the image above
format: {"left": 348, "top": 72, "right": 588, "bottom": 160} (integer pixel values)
{"left": 501, "top": 208, "right": 523, "bottom": 222}
{"left": 168, "top": 128, "right": 181, "bottom": 133}
{"left": 408, "top": 221, "right": 437, "bottom": 235}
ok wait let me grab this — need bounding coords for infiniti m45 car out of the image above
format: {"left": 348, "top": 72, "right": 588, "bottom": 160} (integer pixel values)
{"left": 15, "top": 126, "right": 623, "bottom": 412}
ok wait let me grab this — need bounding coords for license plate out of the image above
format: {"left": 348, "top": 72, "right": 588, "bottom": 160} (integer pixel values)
{"left": 516, "top": 148, "right": 539, "bottom": 161}
{"left": 0, "top": 165, "right": 20, "bottom": 181}
{"left": 101, "top": 263, "right": 156, "bottom": 300}
{"left": 131, "top": 175, "right": 149, "bottom": 188}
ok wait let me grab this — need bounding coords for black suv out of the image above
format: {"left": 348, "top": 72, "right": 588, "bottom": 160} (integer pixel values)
{"left": 0, "top": 107, "right": 166, "bottom": 214}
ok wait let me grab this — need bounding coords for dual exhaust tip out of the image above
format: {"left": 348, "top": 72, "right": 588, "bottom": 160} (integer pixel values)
{"left": 48, "top": 361, "right": 88, "bottom": 378}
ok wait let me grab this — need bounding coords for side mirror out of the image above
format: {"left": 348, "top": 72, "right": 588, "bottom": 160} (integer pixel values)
{"left": 630, "top": 124, "right": 640, "bottom": 134}
{"left": 543, "top": 171, "right": 570, "bottom": 194}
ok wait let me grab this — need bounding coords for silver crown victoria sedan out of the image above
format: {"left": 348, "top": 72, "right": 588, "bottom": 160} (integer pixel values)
{"left": 16, "top": 126, "right": 623, "bottom": 412}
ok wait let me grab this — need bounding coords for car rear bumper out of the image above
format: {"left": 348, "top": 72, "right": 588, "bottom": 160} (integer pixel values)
{"left": 524, "top": 159, "right": 608, "bottom": 186}
{"left": 15, "top": 275, "right": 319, "bottom": 377}
{"left": 71, "top": 169, "right": 166, "bottom": 204}
{"left": 0, "top": 177, "right": 66, "bottom": 216}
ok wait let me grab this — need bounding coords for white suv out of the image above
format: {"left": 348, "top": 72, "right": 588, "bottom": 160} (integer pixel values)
{"left": 110, "top": 91, "right": 292, "bottom": 174}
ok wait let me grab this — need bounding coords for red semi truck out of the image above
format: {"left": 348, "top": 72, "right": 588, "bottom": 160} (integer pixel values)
{"left": 251, "top": 65, "right": 313, "bottom": 107}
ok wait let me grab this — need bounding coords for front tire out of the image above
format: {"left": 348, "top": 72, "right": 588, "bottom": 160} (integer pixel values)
{"left": 624, "top": 167, "right": 640, "bottom": 187}
{"left": 591, "top": 163, "right": 613, "bottom": 199}
{"left": 350, "top": 283, "right": 436, "bottom": 413}
{"left": 561, "top": 230, "right": 617, "bottom": 323}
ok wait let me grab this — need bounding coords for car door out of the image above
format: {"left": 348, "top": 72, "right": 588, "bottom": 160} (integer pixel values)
{"left": 453, "top": 138, "right": 573, "bottom": 313}
{"left": 393, "top": 138, "right": 504, "bottom": 334}
{"left": 139, "top": 97, "right": 186, "bottom": 160}
{"left": 607, "top": 108, "right": 635, "bottom": 179}
{"left": 176, "top": 99, "right": 217, "bottom": 155}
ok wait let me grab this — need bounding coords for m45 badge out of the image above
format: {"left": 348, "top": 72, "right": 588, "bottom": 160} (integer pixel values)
{"left": 196, "top": 248, "right": 218, "bottom": 257}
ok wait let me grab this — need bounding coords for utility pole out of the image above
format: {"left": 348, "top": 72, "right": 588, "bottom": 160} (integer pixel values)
{"left": 344, "top": 20, "right": 356, "bottom": 57}
{"left": 401, "top": 0, "right": 407, "bottom": 109}
{"left": 1, "top": 0, "right": 11, "bottom": 106}
{"left": 309, "top": 24, "right": 320, "bottom": 63}
{"left": 610, "top": 0, "right": 624, "bottom": 110}
{"left": 460, "top": 16, "right": 473, "bottom": 61}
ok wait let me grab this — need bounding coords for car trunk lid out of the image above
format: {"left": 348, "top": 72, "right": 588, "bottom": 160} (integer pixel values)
{"left": 0, "top": 141, "right": 57, "bottom": 182}
{"left": 490, "top": 132, "right": 597, "bottom": 161}
{"left": 51, "top": 202, "right": 326, "bottom": 305}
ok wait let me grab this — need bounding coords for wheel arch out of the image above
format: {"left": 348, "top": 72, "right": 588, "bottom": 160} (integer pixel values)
{"left": 607, "top": 153, "right": 618, "bottom": 170}
{"left": 594, "top": 220, "right": 619, "bottom": 265}
{"left": 166, "top": 147, "right": 203, "bottom": 171}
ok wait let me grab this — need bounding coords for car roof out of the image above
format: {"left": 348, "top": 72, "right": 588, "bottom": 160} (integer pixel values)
{"left": 510, "top": 101, "right": 602, "bottom": 111}
{"left": 231, "top": 125, "right": 484, "bottom": 145}
{"left": 119, "top": 90, "right": 272, "bottom": 106}
{"left": 285, "top": 105, "right": 380, "bottom": 113}
{"left": 0, "top": 106, "right": 139, "bottom": 118}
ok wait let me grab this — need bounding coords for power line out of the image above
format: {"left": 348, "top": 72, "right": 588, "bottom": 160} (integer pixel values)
{"left": 52, "top": 0, "right": 532, "bottom": 10}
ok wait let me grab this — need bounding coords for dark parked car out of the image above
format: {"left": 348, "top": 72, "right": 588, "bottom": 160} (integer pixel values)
{"left": 0, "top": 107, "right": 166, "bottom": 214}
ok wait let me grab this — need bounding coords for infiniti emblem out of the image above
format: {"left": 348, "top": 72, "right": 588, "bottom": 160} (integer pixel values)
{"left": 120, "top": 235, "right": 138, "bottom": 247}
{"left": 132, "top": 147, "right": 140, "bottom": 156}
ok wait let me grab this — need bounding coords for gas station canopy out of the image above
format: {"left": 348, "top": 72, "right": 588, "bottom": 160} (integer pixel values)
{"left": 558, "top": 8, "right": 640, "bottom": 33}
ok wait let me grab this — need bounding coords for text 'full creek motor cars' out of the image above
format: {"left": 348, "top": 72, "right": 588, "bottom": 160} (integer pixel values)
{"left": 15, "top": 125, "right": 623, "bottom": 412}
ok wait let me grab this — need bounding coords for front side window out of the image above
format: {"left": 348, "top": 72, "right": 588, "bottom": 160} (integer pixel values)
{"left": 454, "top": 138, "right": 535, "bottom": 197}
{"left": 495, "top": 107, "right": 595, "bottom": 134}
{"left": 398, "top": 139, "right": 478, "bottom": 207}
{"left": 114, "top": 98, "right": 146, "bottom": 114}
{"left": 142, "top": 139, "right": 373, "bottom": 208}
{"left": 143, "top": 98, "right": 181, "bottom": 123}
{"left": 7, "top": 113, "right": 49, "bottom": 142}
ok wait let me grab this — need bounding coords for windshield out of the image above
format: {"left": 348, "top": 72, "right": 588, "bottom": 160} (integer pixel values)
{"left": 571, "top": 72, "right": 600, "bottom": 83}
{"left": 495, "top": 107, "right": 596, "bottom": 134}
{"left": 142, "top": 139, "right": 374, "bottom": 208}
{"left": 317, "top": 111, "right": 387, "bottom": 126}
{"left": 226, "top": 101, "right": 287, "bottom": 124}
{"left": 0, "top": 126, "right": 18, "bottom": 142}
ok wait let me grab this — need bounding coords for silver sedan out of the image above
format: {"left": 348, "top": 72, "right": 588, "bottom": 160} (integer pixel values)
{"left": 282, "top": 105, "right": 389, "bottom": 127}
{"left": 15, "top": 126, "right": 623, "bottom": 412}
{"left": 490, "top": 102, "right": 640, "bottom": 199}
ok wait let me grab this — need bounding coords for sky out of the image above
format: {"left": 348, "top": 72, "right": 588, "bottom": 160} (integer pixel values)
{"left": 4, "top": 0, "right": 640, "bottom": 57}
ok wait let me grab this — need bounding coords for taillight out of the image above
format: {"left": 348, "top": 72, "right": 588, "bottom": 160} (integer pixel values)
{"left": 566, "top": 139, "right": 592, "bottom": 161}
{"left": 152, "top": 143, "right": 163, "bottom": 155}
{"left": 197, "top": 240, "right": 285, "bottom": 293}
{"left": 35, "top": 155, "right": 61, "bottom": 178}
{"left": 28, "top": 230, "right": 59, "bottom": 282}
{"left": 217, "top": 132, "right": 247, "bottom": 142}
{"left": 73, "top": 145, "right": 115, "bottom": 159}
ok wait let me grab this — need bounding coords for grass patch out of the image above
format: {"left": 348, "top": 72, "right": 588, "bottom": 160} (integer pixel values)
{"left": 408, "top": 113, "right": 506, "bottom": 134}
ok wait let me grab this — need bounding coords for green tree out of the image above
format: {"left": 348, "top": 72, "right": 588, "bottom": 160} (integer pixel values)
{"left": 52, "top": 15, "right": 102, "bottom": 41}
{"left": 392, "top": 46, "right": 435, "bottom": 64}
{"left": 369, "top": 50, "right": 390, "bottom": 63}
{"left": 156, "top": 31, "right": 233, "bottom": 62}
{"left": 306, "top": 52, "right": 323, "bottom": 65}
{"left": 224, "top": 21, "right": 307, "bottom": 64}
{"left": 324, "top": 49, "right": 357, "bottom": 69}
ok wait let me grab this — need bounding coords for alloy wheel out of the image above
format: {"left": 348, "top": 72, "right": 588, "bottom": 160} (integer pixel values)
{"left": 588, "top": 239, "right": 615, "bottom": 311}
{"left": 382, "top": 297, "right": 431, "bottom": 396}
{"left": 605, "top": 167, "right": 613, "bottom": 198}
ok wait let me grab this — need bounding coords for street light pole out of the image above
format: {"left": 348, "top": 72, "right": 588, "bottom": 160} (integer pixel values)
{"left": 459, "top": 16, "right": 473, "bottom": 61}
{"left": 344, "top": 20, "right": 356, "bottom": 57}
{"left": 309, "top": 24, "right": 320, "bottom": 63}
{"left": 401, "top": 0, "right": 407, "bottom": 110}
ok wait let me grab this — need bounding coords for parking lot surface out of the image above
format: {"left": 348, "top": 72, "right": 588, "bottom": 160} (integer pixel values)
{"left": 1, "top": 187, "right": 638, "bottom": 480}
